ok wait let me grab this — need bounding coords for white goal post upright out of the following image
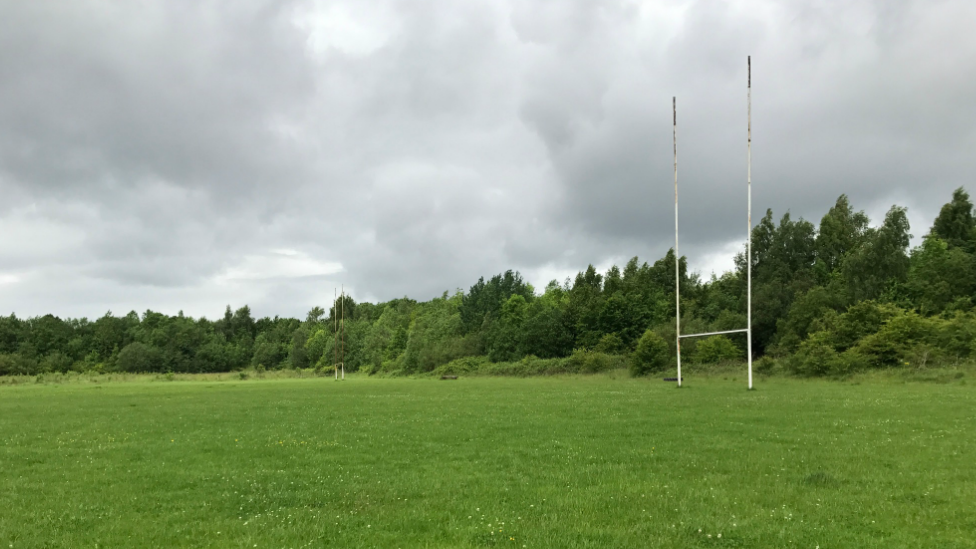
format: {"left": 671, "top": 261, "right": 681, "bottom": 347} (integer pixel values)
{"left": 341, "top": 284, "right": 345, "bottom": 381}
{"left": 334, "top": 288, "right": 339, "bottom": 380}
{"left": 333, "top": 286, "right": 346, "bottom": 381}
{"left": 674, "top": 56, "right": 754, "bottom": 390}
{"left": 746, "top": 56, "right": 753, "bottom": 390}
{"left": 673, "top": 96, "right": 681, "bottom": 388}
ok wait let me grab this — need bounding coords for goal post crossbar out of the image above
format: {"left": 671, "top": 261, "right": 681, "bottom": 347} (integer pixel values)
{"left": 678, "top": 328, "right": 749, "bottom": 339}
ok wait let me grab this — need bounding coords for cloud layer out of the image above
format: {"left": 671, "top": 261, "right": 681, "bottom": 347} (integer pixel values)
{"left": 1, "top": 0, "right": 974, "bottom": 319}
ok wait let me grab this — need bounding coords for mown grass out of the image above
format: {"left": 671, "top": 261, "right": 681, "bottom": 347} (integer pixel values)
{"left": 1, "top": 373, "right": 974, "bottom": 548}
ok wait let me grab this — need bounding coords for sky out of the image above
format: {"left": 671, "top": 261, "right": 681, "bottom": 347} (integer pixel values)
{"left": 1, "top": 0, "right": 974, "bottom": 320}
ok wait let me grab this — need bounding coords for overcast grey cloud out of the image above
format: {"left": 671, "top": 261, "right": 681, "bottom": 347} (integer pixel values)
{"left": 1, "top": 0, "right": 974, "bottom": 319}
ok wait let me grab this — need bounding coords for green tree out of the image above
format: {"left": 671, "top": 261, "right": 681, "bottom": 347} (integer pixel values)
{"left": 486, "top": 295, "right": 528, "bottom": 362}
{"left": 931, "top": 187, "right": 975, "bottom": 250}
{"left": 305, "top": 329, "right": 331, "bottom": 367}
{"left": 773, "top": 285, "right": 845, "bottom": 354}
{"left": 904, "top": 237, "right": 976, "bottom": 314}
{"left": 329, "top": 295, "right": 357, "bottom": 324}
{"left": 460, "top": 270, "right": 533, "bottom": 333}
{"left": 843, "top": 206, "right": 911, "bottom": 302}
{"left": 400, "top": 292, "right": 471, "bottom": 373}
{"left": 289, "top": 328, "right": 310, "bottom": 369}
{"left": 251, "top": 333, "right": 288, "bottom": 369}
{"left": 519, "top": 299, "right": 573, "bottom": 359}
{"left": 630, "top": 330, "right": 670, "bottom": 377}
{"left": 306, "top": 306, "right": 326, "bottom": 324}
{"left": 816, "top": 194, "right": 869, "bottom": 278}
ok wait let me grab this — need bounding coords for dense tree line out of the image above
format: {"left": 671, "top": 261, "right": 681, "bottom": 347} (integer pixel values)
{"left": 2, "top": 189, "right": 975, "bottom": 377}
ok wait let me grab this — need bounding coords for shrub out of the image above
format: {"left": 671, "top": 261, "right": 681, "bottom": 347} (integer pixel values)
{"left": 854, "top": 310, "right": 938, "bottom": 367}
{"left": 566, "top": 349, "right": 625, "bottom": 374}
{"left": 593, "top": 333, "right": 624, "bottom": 355}
{"left": 938, "top": 312, "right": 976, "bottom": 358}
{"left": 694, "top": 335, "right": 743, "bottom": 364}
{"left": 0, "top": 354, "right": 37, "bottom": 376}
{"left": 754, "top": 356, "right": 778, "bottom": 375}
{"left": 630, "top": 330, "right": 670, "bottom": 377}
{"left": 430, "top": 353, "right": 627, "bottom": 377}
{"left": 789, "top": 331, "right": 837, "bottom": 377}
{"left": 814, "top": 301, "right": 898, "bottom": 352}
{"left": 789, "top": 332, "right": 868, "bottom": 377}
{"left": 830, "top": 349, "right": 870, "bottom": 377}
{"left": 117, "top": 342, "right": 164, "bottom": 373}
{"left": 251, "top": 336, "right": 287, "bottom": 370}
{"left": 432, "top": 356, "right": 490, "bottom": 376}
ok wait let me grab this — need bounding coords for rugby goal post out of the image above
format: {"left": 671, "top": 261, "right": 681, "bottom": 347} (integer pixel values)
{"left": 673, "top": 56, "right": 753, "bottom": 390}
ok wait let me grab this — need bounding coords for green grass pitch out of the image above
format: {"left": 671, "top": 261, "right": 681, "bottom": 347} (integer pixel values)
{"left": 1, "top": 375, "right": 974, "bottom": 548}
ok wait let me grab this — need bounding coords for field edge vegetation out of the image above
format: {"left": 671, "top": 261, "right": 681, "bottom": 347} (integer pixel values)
{"left": 2, "top": 188, "right": 976, "bottom": 381}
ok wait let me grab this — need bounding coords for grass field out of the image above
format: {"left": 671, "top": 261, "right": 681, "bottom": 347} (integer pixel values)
{"left": 1, "top": 373, "right": 974, "bottom": 548}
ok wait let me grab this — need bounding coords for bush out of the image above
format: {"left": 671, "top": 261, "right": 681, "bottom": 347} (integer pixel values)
{"left": 754, "top": 356, "right": 778, "bottom": 375}
{"left": 0, "top": 353, "right": 39, "bottom": 376}
{"left": 486, "top": 355, "right": 567, "bottom": 376}
{"left": 195, "top": 342, "right": 239, "bottom": 373}
{"left": 117, "top": 342, "right": 164, "bottom": 373}
{"left": 429, "top": 353, "right": 627, "bottom": 377}
{"left": 39, "top": 352, "right": 75, "bottom": 374}
{"left": 431, "top": 356, "right": 490, "bottom": 376}
{"left": 814, "top": 301, "right": 898, "bottom": 352}
{"left": 854, "top": 310, "right": 937, "bottom": 367}
{"left": 830, "top": 349, "right": 870, "bottom": 377}
{"left": 694, "top": 335, "right": 743, "bottom": 364}
{"left": 789, "top": 332, "right": 868, "bottom": 377}
{"left": 593, "top": 334, "right": 624, "bottom": 354}
{"left": 788, "top": 331, "right": 837, "bottom": 377}
{"left": 938, "top": 312, "right": 976, "bottom": 358}
{"left": 251, "top": 336, "right": 287, "bottom": 371}
{"left": 630, "top": 330, "right": 670, "bottom": 377}
{"left": 566, "top": 349, "right": 626, "bottom": 374}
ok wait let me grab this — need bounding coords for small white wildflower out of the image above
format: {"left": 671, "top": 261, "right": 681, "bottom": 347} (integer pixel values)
{"left": 718, "top": 533, "right": 722, "bottom": 538}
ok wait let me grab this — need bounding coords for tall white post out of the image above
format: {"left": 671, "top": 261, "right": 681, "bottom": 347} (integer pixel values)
{"left": 673, "top": 97, "right": 681, "bottom": 388}
{"left": 334, "top": 288, "right": 338, "bottom": 380}
{"left": 341, "top": 285, "right": 345, "bottom": 380}
{"left": 747, "top": 56, "right": 753, "bottom": 390}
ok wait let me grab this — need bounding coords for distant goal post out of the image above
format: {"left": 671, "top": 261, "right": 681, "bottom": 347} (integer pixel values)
{"left": 672, "top": 56, "right": 754, "bottom": 390}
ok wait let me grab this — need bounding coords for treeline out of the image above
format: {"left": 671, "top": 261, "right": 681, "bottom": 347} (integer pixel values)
{"left": 1, "top": 188, "right": 975, "bottom": 378}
